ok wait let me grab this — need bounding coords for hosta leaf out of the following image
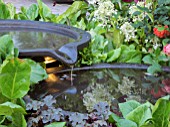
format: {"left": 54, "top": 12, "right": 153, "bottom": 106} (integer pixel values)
{"left": 0, "top": 58, "right": 31, "bottom": 99}
{"left": 24, "top": 59, "right": 48, "bottom": 85}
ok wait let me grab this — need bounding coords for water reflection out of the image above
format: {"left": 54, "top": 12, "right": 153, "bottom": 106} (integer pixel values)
{"left": 29, "top": 68, "right": 170, "bottom": 113}
{"left": 0, "top": 31, "right": 74, "bottom": 51}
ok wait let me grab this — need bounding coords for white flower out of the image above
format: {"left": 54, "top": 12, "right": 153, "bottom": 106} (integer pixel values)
{"left": 120, "top": 22, "right": 136, "bottom": 42}
{"left": 129, "top": 2, "right": 152, "bottom": 22}
{"left": 93, "top": 1, "right": 117, "bottom": 27}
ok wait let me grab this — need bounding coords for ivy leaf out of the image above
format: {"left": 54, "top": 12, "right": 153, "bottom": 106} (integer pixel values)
{"left": 0, "top": 58, "right": 31, "bottom": 99}
{"left": 24, "top": 59, "right": 48, "bottom": 85}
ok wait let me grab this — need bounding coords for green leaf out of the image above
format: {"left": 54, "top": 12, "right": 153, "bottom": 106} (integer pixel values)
{"left": 147, "top": 62, "right": 162, "bottom": 74}
{"left": 119, "top": 100, "right": 141, "bottom": 118}
{"left": 0, "top": 102, "right": 26, "bottom": 116}
{"left": 6, "top": 3, "right": 16, "bottom": 19}
{"left": 152, "top": 97, "right": 170, "bottom": 127}
{"left": 0, "top": 35, "right": 15, "bottom": 64}
{"left": 9, "top": 113, "right": 26, "bottom": 127}
{"left": 26, "top": 4, "right": 39, "bottom": 20}
{"left": 112, "top": 29, "right": 124, "bottom": 48}
{"left": 24, "top": 59, "right": 48, "bottom": 85}
{"left": 118, "top": 45, "right": 142, "bottom": 63}
{"left": 45, "top": 122, "right": 66, "bottom": 127}
{"left": 56, "top": 1, "right": 88, "bottom": 23}
{"left": 116, "top": 119, "right": 137, "bottom": 127}
{"left": 142, "top": 55, "right": 153, "bottom": 64}
{"left": 0, "top": 92, "right": 9, "bottom": 104}
{"left": 37, "top": 0, "right": 53, "bottom": 21}
{"left": 108, "top": 113, "right": 120, "bottom": 123}
{"left": 0, "top": 58, "right": 31, "bottom": 99}
{"left": 0, "top": 3, "right": 10, "bottom": 19}
{"left": 126, "top": 102, "right": 152, "bottom": 126}
{"left": 107, "top": 48, "right": 121, "bottom": 62}
{"left": 0, "top": 116, "right": 5, "bottom": 124}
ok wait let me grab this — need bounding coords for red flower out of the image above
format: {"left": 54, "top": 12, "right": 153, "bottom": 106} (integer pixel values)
{"left": 150, "top": 87, "right": 166, "bottom": 98}
{"left": 162, "top": 79, "right": 170, "bottom": 93}
{"left": 163, "top": 44, "right": 170, "bottom": 56}
{"left": 153, "top": 25, "right": 170, "bottom": 38}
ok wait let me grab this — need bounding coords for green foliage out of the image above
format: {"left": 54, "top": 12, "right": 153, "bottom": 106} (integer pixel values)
{"left": 0, "top": 3, "right": 10, "bottom": 19}
{"left": 0, "top": 35, "right": 16, "bottom": 64}
{"left": 56, "top": 1, "right": 88, "bottom": 24}
{"left": 45, "top": 122, "right": 66, "bottom": 127}
{"left": 24, "top": 59, "right": 48, "bottom": 85}
{"left": 0, "top": 34, "right": 48, "bottom": 126}
{"left": 0, "top": 58, "right": 31, "bottom": 99}
{"left": 109, "top": 96, "right": 170, "bottom": 127}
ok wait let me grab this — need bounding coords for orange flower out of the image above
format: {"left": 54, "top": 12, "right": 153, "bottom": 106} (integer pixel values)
{"left": 153, "top": 25, "right": 170, "bottom": 38}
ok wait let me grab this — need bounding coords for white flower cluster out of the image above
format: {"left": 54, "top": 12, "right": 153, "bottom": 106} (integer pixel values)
{"left": 87, "top": 0, "right": 109, "bottom": 5}
{"left": 120, "top": 22, "right": 136, "bottom": 42}
{"left": 129, "top": 1, "right": 152, "bottom": 22}
{"left": 93, "top": 1, "right": 117, "bottom": 27}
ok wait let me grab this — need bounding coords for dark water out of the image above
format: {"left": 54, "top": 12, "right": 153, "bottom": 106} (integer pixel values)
{"left": 0, "top": 31, "right": 74, "bottom": 51}
{"left": 29, "top": 68, "right": 170, "bottom": 113}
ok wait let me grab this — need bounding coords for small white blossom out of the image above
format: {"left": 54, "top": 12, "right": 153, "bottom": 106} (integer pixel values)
{"left": 129, "top": 2, "right": 152, "bottom": 22}
{"left": 93, "top": 1, "right": 117, "bottom": 27}
{"left": 120, "top": 22, "right": 136, "bottom": 42}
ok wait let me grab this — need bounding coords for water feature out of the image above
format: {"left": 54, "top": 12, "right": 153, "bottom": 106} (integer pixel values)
{"left": 29, "top": 64, "right": 170, "bottom": 113}
{"left": 0, "top": 31, "right": 74, "bottom": 51}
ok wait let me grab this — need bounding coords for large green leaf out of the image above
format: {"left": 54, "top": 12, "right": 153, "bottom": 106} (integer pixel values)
{"left": 6, "top": 3, "right": 16, "bottom": 19}
{"left": 45, "top": 122, "right": 66, "bottom": 127}
{"left": 119, "top": 100, "right": 141, "bottom": 118}
{"left": 0, "top": 102, "right": 26, "bottom": 116}
{"left": 26, "top": 4, "right": 39, "bottom": 20}
{"left": 0, "top": 93, "right": 9, "bottom": 104}
{"left": 8, "top": 113, "right": 27, "bottom": 127}
{"left": 112, "top": 29, "right": 124, "bottom": 48}
{"left": 37, "top": 0, "right": 55, "bottom": 21}
{"left": 0, "top": 58, "right": 31, "bottom": 99}
{"left": 107, "top": 48, "right": 121, "bottom": 62}
{"left": 116, "top": 119, "right": 137, "bottom": 127}
{"left": 0, "top": 35, "right": 15, "bottom": 64}
{"left": 117, "top": 45, "right": 142, "bottom": 63}
{"left": 56, "top": 1, "right": 88, "bottom": 23}
{"left": 0, "top": 3, "right": 10, "bottom": 19}
{"left": 24, "top": 59, "right": 48, "bottom": 85}
{"left": 126, "top": 102, "right": 152, "bottom": 126}
{"left": 152, "top": 97, "right": 170, "bottom": 127}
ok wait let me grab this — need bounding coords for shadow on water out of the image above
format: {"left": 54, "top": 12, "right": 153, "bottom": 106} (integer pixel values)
{"left": 28, "top": 63, "right": 170, "bottom": 113}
